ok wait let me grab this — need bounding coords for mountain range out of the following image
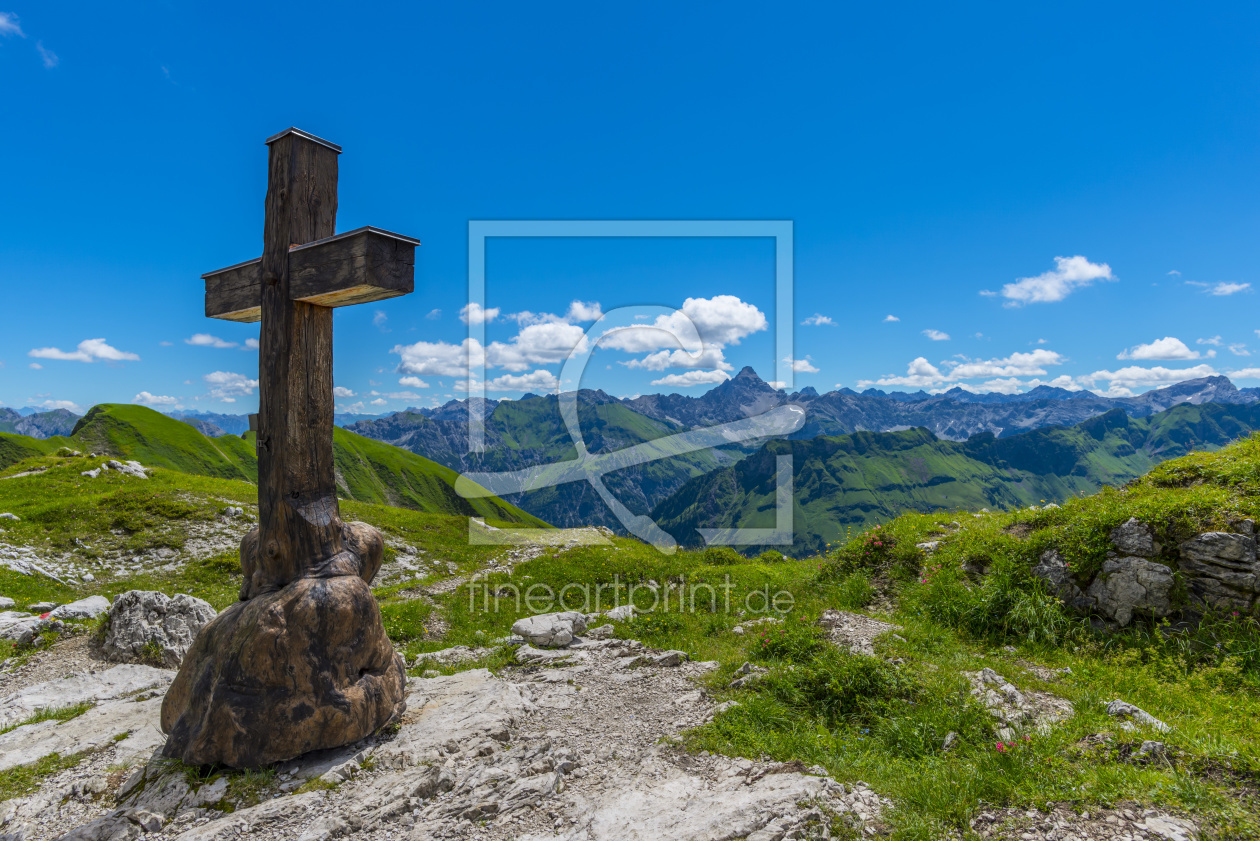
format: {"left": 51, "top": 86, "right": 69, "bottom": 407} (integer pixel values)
{"left": 345, "top": 368, "right": 1260, "bottom": 529}
{"left": 651, "top": 401, "right": 1260, "bottom": 555}
{"left": 0, "top": 407, "right": 80, "bottom": 439}
{"left": 0, "top": 404, "right": 543, "bottom": 526}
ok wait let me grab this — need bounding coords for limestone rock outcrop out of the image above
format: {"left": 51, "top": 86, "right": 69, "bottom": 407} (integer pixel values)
{"left": 103, "top": 591, "right": 217, "bottom": 667}
{"left": 1178, "top": 524, "right": 1260, "bottom": 611}
{"left": 1086, "top": 557, "right": 1175, "bottom": 626}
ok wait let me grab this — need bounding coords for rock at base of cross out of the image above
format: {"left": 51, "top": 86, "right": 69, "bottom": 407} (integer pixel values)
{"left": 159, "top": 569, "right": 406, "bottom": 768}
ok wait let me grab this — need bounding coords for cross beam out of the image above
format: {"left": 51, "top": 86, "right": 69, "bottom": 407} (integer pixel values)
{"left": 203, "top": 127, "right": 418, "bottom": 596}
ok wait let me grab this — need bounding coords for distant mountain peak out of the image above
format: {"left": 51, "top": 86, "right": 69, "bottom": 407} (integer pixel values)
{"left": 732, "top": 366, "right": 763, "bottom": 382}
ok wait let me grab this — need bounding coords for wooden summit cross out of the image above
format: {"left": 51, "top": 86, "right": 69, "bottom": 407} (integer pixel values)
{"left": 159, "top": 129, "right": 414, "bottom": 768}
{"left": 202, "top": 127, "right": 419, "bottom": 595}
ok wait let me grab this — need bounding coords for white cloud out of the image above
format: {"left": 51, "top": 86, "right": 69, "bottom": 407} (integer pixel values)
{"left": 29, "top": 338, "right": 140, "bottom": 363}
{"left": 425, "top": 308, "right": 441, "bottom": 320}
{"left": 459, "top": 370, "right": 562, "bottom": 393}
{"left": 650, "top": 370, "right": 732, "bottom": 388}
{"left": 1197, "top": 336, "right": 1222, "bottom": 346}
{"left": 1228, "top": 368, "right": 1260, "bottom": 380}
{"left": 1168, "top": 270, "right": 1181, "bottom": 276}
{"left": 460, "top": 302, "right": 500, "bottom": 325}
{"left": 370, "top": 398, "right": 388, "bottom": 406}
{"left": 339, "top": 401, "right": 366, "bottom": 413}
{"left": 600, "top": 295, "right": 767, "bottom": 353}
{"left": 36, "top": 40, "right": 56, "bottom": 68}
{"left": 133, "top": 392, "right": 180, "bottom": 408}
{"left": 393, "top": 338, "right": 485, "bottom": 378}
{"left": 566, "top": 300, "right": 603, "bottom": 321}
{"left": 1085, "top": 364, "right": 1218, "bottom": 389}
{"left": 784, "top": 355, "right": 819, "bottom": 373}
{"left": 1209, "top": 282, "right": 1251, "bottom": 296}
{"left": 946, "top": 349, "right": 1066, "bottom": 379}
{"left": 243, "top": 338, "right": 259, "bottom": 350}
{"left": 384, "top": 391, "right": 423, "bottom": 400}
{"left": 203, "top": 370, "right": 259, "bottom": 400}
{"left": 0, "top": 12, "right": 24, "bottom": 36}
{"left": 185, "top": 333, "right": 236, "bottom": 349}
{"left": 883, "top": 315, "right": 899, "bottom": 323}
{"left": 333, "top": 386, "right": 357, "bottom": 398}
{"left": 802, "top": 314, "right": 834, "bottom": 326}
{"left": 998, "top": 256, "right": 1114, "bottom": 307}
{"left": 1229, "top": 344, "right": 1251, "bottom": 357}
{"left": 623, "top": 347, "right": 730, "bottom": 371}
{"left": 767, "top": 381, "right": 787, "bottom": 389}
{"left": 28, "top": 362, "right": 41, "bottom": 370}
{"left": 857, "top": 357, "right": 945, "bottom": 389}
{"left": 487, "top": 322, "right": 589, "bottom": 371}
{"left": 1117, "top": 337, "right": 1212, "bottom": 361}
{"left": 922, "top": 329, "right": 950, "bottom": 341}
{"left": 372, "top": 310, "right": 389, "bottom": 332}
{"left": 36, "top": 399, "right": 80, "bottom": 412}
{"left": 398, "top": 376, "right": 430, "bottom": 388}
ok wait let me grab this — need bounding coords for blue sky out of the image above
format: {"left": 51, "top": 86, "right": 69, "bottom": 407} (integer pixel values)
{"left": 3, "top": 2, "right": 1260, "bottom": 416}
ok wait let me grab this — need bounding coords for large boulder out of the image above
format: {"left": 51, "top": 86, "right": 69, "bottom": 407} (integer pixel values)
{"left": 0, "top": 611, "right": 62, "bottom": 645}
{"left": 103, "top": 591, "right": 218, "bottom": 668}
{"left": 1110, "top": 518, "right": 1160, "bottom": 557}
{"left": 512, "top": 611, "right": 588, "bottom": 648}
{"left": 1086, "top": 557, "right": 1175, "bottom": 626}
{"left": 1178, "top": 528, "right": 1260, "bottom": 612}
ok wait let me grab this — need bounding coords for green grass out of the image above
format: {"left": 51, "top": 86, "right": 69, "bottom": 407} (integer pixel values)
{"left": 0, "top": 751, "right": 92, "bottom": 800}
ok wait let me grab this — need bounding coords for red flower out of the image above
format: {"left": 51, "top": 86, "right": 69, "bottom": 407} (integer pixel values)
{"left": 995, "top": 742, "right": 1007, "bottom": 753}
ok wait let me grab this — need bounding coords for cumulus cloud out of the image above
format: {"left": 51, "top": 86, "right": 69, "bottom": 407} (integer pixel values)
{"left": 203, "top": 370, "right": 259, "bottom": 400}
{"left": 36, "top": 399, "right": 81, "bottom": 412}
{"left": 30, "top": 338, "right": 140, "bottom": 363}
{"left": 622, "top": 347, "right": 730, "bottom": 372}
{"left": 650, "top": 370, "right": 732, "bottom": 388}
{"left": 393, "top": 338, "right": 486, "bottom": 378}
{"left": 186, "top": 333, "right": 236, "bottom": 349}
{"left": 398, "top": 376, "right": 430, "bottom": 388}
{"left": 857, "top": 357, "right": 944, "bottom": 389}
{"left": 997, "top": 256, "right": 1114, "bottom": 307}
{"left": 1229, "top": 344, "right": 1251, "bottom": 357}
{"left": 372, "top": 310, "right": 389, "bottom": 332}
{"left": 946, "top": 349, "right": 1065, "bottom": 379}
{"left": 566, "top": 300, "right": 603, "bottom": 322}
{"left": 133, "top": 392, "right": 180, "bottom": 408}
{"left": 1085, "top": 364, "right": 1218, "bottom": 390}
{"left": 460, "top": 303, "right": 500, "bottom": 324}
{"left": 458, "top": 370, "right": 561, "bottom": 393}
{"left": 384, "top": 390, "right": 424, "bottom": 400}
{"left": 370, "top": 398, "right": 387, "bottom": 406}
{"left": 332, "top": 386, "right": 357, "bottom": 398}
{"left": 922, "top": 329, "right": 950, "bottom": 341}
{"left": 1197, "top": 336, "right": 1222, "bottom": 347}
{"left": 784, "top": 355, "right": 819, "bottom": 373}
{"left": 1117, "top": 337, "right": 1212, "bottom": 361}
{"left": 1228, "top": 368, "right": 1260, "bottom": 380}
{"left": 243, "top": 338, "right": 259, "bottom": 350}
{"left": 600, "top": 296, "right": 766, "bottom": 354}
{"left": 425, "top": 309, "right": 441, "bottom": 320}
{"left": 802, "top": 314, "right": 834, "bottom": 326}
{"left": 883, "top": 315, "right": 900, "bottom": 323}
{"left": 487, "top": 322, "right": 589, "bottom": 371}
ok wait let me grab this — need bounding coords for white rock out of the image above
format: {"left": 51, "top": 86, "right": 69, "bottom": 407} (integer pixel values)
{"left": 0, "top": 513, "right": 19, "bottom": 521}
{"left": 0, "top": 596, "right": 13, "bottom": 609}
{"left": 512, "top": 610, "right": 588, "bottom": 647}
{"left": 103, "top": 591, "right": 217, "bottom": 667}
{"left": 604, "top": 604, "right": 637, "bottom": 622}
{"left": 0, "top": 695, "right": 167, "bottom": 772}
{"left": 50, "top": 595, "right": 111, "bottom": 620}
{"left": 0, "top": 663, "right": 173, "bottom": 730}
{"left": 1086, "top": 557, "right": 1175, "bottom": 627}
{"left": 1106, "top": 699, "right": 1170, "bottom": 732}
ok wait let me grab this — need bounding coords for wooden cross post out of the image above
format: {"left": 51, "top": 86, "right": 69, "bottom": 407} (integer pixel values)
{"left": 162, "top": 129, "right": 414, "bottom": 768}
{"left": 202, "top": 128, "right": 418, "bottom": 597}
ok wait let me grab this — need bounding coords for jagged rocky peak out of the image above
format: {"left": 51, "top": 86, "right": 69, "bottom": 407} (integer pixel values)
{"left": 1127, "top": 375, "right": 1255, "bottom": 411}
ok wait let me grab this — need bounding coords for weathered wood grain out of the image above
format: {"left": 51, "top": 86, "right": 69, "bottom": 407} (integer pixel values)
{"left": 203, "top": 227, "right": 418, "bottom": 322}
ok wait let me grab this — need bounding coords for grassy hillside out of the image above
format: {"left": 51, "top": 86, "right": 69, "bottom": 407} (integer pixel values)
{"left": 0, "top": 404, "right": 544, "bottom": 526}
{"left": 652, "top": 403, "right": 1260, "bottom": 555}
